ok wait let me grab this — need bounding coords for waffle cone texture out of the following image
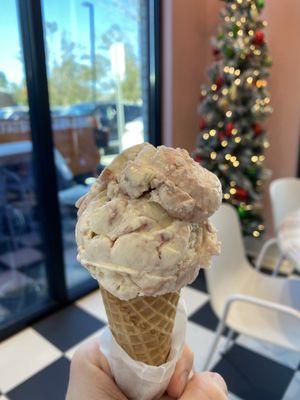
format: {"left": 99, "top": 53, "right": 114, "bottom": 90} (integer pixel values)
{"left": 100, "top": 286, "right": 180, "bottom": 366}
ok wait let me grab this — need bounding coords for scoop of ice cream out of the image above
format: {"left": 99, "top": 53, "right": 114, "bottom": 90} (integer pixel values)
{"left": 76, "top": 143, "right": 222, "bottom": 300}
{"left": 77, "top": 143, "right": 222, "bottom": 221}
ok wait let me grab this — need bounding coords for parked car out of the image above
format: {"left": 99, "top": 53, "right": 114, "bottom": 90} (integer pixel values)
{"left": 0, "top": 106, "right": 29, "bottom": 120}
{"left": 0, "top": 105, "right": 70, "bottom": 119}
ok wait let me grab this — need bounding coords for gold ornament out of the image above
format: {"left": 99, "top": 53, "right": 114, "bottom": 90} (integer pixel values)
{"left": 256, "top": 79, "right": 267, "bottom": 88}
{"left": 218, "top": 97, "right": 229, "bottom": 111}
{"left": 250, "top": 4, "right": 259, "bottom": 20}
{"left": 230, "top": 84, "right": 238, "bottom": 101}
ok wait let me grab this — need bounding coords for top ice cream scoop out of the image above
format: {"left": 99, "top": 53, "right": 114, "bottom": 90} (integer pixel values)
{"left": 76, "top": 143, "right": 222, "bottom": 300}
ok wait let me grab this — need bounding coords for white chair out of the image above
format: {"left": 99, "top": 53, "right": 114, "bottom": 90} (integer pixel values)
{"left": 55, "top": 149, "right": 91, "bottom": 207}
{"left": 203, "top": 204, "right": 300, "bottom": 371}
{"left": 255, "top": 177, "right": 300, "bottom": 275}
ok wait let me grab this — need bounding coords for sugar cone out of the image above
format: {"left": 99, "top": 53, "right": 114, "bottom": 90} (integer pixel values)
{"left": 100, "top": 286, "right": 180, "bottom": 366}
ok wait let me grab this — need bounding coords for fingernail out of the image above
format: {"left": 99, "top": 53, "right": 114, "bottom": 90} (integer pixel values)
{"left": 210, "top": 373, "right": 228, "bottom": 394}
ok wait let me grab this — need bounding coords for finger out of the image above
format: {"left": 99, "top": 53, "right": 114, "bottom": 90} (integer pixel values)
{"left": 67, "top": 361, "right": 126, "bottom": 400}
{"left": 89, "top": 338, "right": 113, "bottom": 378}
{"left": 206, "top": 372, "right": 228, "bottom": 395}
{"left": 67, "top": 339, "right": 126, "bottom": 400}
{"left": 72, "top": 337, "right": 113, "bottom": 377}
{"left": 179, "top": 372, "right": 228, "bottom": 400}
{"left": 167, "top": 345, "right": 194, "bottom": 398}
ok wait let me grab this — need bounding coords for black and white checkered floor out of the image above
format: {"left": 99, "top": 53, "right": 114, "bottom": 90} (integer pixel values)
{"left": 0, "top": 270, "right": 299, "bottom": 400}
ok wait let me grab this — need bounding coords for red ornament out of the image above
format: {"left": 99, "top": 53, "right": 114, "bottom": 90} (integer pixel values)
{"left": 253, "top": 31, "right": 265, "bottom": 46}
{"left": 213, "top": 47, "right": 220, "bottom": 57}
{"left": 252, "top": 123, "right": 263, "bottom": 136}
{"left": 234, "top": 188, "right": 249, "bottom": 201}
{"left": 220, "top": 131, "right": 226, "bottom": 140}
{"left": 216, "top": 75, "right": 224, "bottom": 90}
{"left": 199, "top": 118, "right": 206, "bottom": 130}
{"left": 194, "top": 154, "right": 202, "bottom": 163}
{"left": 225, "top": 122, "right": 234, "bottom": 136}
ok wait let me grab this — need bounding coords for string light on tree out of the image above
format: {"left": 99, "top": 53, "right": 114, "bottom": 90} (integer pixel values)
{"left": 193, "top": 0, "right": 272, "bottom": 237}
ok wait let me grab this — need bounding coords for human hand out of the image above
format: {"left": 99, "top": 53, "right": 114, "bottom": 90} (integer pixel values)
{"left": 66, "top": 338, "right": 228, "bottom": 400}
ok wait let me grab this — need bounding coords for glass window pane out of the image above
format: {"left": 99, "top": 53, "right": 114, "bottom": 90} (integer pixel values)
{"left": 42, "top": 0, "right": 149, "bottom": 290}
{"left": 0, "top": 0, "right": 49, "bottom": 328}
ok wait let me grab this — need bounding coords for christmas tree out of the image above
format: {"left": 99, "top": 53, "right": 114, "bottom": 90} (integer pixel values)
{"left": 194, "top": 0, "right": 272, "bottom": 238}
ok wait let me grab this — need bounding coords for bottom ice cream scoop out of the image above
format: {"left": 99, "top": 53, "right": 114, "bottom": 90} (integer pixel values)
{"left": 76, "top": 192, "right": 219, "bottom": 299}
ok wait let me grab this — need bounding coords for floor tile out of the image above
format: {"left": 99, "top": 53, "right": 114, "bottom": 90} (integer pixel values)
{"left": 188, "top": 269, "right": 207, "bottom": 293}
{"left": 282, "top": 371, "right": 300, "bottom": 399}
{"left": 19, "top": 233, "right": 41, "bottom": 247}
{"left": 180, "top": 286, "right": 208, "bottom": 317}
{"left": 64, "top": 246, "right": 91, "bottom": 287}
{"left": 19, "top": 261, "right": 47, "bottom": 282}
{"left": 76, "top": 290, "right": 107, "bottom": 322}
{"left": 0, "top": 248, "right": 43, "bottom": 269}
{"left": 33, "top": 304, "right": 104, "bottom": 351}
{"left": 189, "top": 301, "right": 229, "bottom": 336}
{"left": 186, "top": 321, "right": 226, "bottom": 372}
{"left": 236, "top": 334, "right": 300, "bottom": 369}
{"left": 7, "top": 357, "right": 70, "bottom": 400}
{"left": 228, "top": 393, "right": 243, "bottom": 400}
{"left": 0, "top": 259, "right": 8, "bottom": 270}
{"left": 0, "top": 304, "right": 10, "bottom": 324}
{"left": 0, "top": 328, "right": 61, "bottom": 393}
{"left": 65, "top": 328, "right": 105, "bottom": 360}
{"left": 0, "top": 270, "right": 34, "bottom": 296}
{"left": 214, "top": 344, "right": 295, "bottom": 400}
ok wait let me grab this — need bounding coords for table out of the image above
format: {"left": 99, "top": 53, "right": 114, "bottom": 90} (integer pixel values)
{"left": 278, "top": 208, "right": 300, "bottom": 272}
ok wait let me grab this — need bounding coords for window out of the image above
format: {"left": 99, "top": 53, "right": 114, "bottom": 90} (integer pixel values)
{"left": 0, "top": 0, "right": 160, "bottom": 338}
{"left": 0, "top": 0, "right": 49, "bottom": 330}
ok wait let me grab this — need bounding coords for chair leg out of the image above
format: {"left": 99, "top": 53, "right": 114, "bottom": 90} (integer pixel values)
{"left": 223, "top": 328, "right": 235, "bottom": 353}
{"left": 255, "top": 237, "right": 278, "bottom": 271}
{"left": 272, "top": 254, "right": 285, "bottom": 276}
{"left": 203, "top": 316, "right": 227, "bottom": 371}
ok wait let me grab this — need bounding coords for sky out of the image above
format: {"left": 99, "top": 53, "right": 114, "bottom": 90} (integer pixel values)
{"left": 0, "top": 0, "right": 140, "bottom": 84}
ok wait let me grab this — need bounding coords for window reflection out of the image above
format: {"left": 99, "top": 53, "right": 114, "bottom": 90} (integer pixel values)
{"left": 0, "top": 1, "right": 48, "bottom": 327}
{"left": 42, "top": 0, "right": 149, "bottom": 289}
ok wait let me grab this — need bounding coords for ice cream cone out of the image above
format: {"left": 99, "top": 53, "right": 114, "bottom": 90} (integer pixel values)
{"left": 100, "top": 286, "right": 180, "bottom": 366}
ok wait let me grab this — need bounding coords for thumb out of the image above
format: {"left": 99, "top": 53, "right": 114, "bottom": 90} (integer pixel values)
{"left": 179, "top": 372, "right": 228, "bottom": 400}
